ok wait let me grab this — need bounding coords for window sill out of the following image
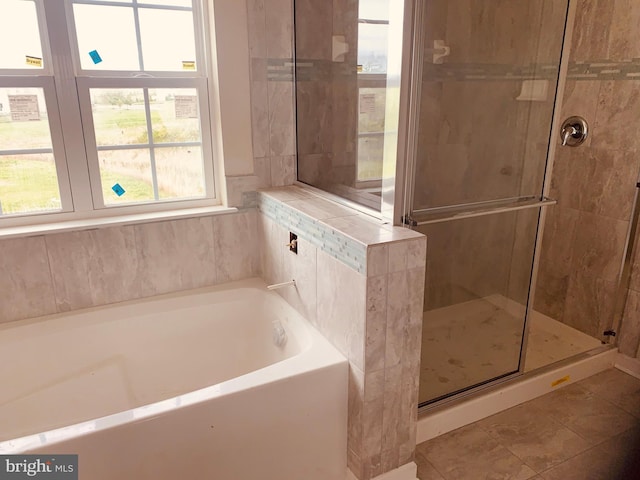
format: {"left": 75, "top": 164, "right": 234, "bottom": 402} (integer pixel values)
{"left": 0, "top": 206, "right": 238, "bottom": 240}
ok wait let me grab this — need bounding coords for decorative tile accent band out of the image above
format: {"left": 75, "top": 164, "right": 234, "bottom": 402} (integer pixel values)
{"left": 423, "top": 62, "right": 559, "bottom": 82}
{"left": 420, "top": 59, "right": 640, "bottom": 82}
{"left": 568, "top": 58, "right": 640, "bottom": 80}
{"left": 290, "top": 58, "right": 640, "bottom": 83}
{"left": 257, "top": 192, "right": 367, "bottom": 274}
{"left": 294, "top": 59, "right": 355, "bottom": 82}
{"left": 267, "top": 58, "right": 295, "bottom": 81}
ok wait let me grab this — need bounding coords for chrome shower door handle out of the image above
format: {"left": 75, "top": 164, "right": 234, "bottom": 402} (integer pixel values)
{"left": 560, "top": 116, "right": 588, "bottom": 147}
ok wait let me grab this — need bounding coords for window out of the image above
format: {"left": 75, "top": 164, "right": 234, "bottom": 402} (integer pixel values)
{"left": 356, "top": 0, "right": 389, "bottom": 185}
{"left": 0, "top": 0, "right": 216, "bottom": 224}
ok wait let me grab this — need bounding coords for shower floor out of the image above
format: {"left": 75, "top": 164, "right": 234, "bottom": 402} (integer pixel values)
{"left": 419, "top": 296, "right": 603, "bottom": 404}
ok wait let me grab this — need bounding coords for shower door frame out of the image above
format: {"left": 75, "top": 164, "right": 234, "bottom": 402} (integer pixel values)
{"left": 396, "top": 0, "right": 580, "bottom": 408}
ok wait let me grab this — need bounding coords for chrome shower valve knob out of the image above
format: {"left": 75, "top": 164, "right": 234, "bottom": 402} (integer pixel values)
{"left": 560, "top": 116, "right": 588, "bottom": 147}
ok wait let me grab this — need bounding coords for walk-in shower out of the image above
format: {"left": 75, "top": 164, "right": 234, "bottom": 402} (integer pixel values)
{"left": 401, "top": 0, "right": 610, "bottom": 406}
{"left": 294, "top": 0, "right": 613, "bottom": 409}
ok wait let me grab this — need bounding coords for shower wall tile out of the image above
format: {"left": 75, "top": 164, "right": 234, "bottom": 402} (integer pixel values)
{"left": 570, "top": 0, "right": 613, "bottom": 62}
{"left": 552, "top": 148, "right": 639, "bottom": 222}
{"left": 579, "top": 149, "right": 640, "bottom": 221}
{"left": 367, "top": 245, "right": 389, "bottom": 278}
{"left": 225, "top": 175, "right": 262, "bottom": 208}
{"left": 365, "top": 275, "right": 389, "bottom": 366}
{"left": 213, "top": 210, "right": 259, "bottom": 283}
{"left": 348, "top": 364, "right": 365, "bottom": 479}
{"left": 629, "top": 229, "right": 640, "bottom": 293}
{"left": 250, "top": 78, "right": 270, "bottom": 159}
{"left": 296, "top": 80, "right": 333, "bottom": 155}
{"left": 0, "top": 236, "right": 56, "bottom": 324}
{"left": 507, "top": 209, "right": 539, "bottom": 306}
{"left": 624, "top": 226, "right": 640, "bottom": 359}
{"left": 281, "top": 236, "right": 318, "bottom": 323}
{"left": 570, "top": 212, "right": 628, "bottom": 284}
{"left": 135, "top": 217, "right": 217, "bottom": 297}
{"left": 593, "top": 81, "right": 640, "bottom": 152}
{"left": 539, "top": 206, "right": 579, "bottom": 278}
{"left": 535, "top": 265, "right": 570, "bottom": 322}
{"left": 365, "top": 275, "right": 387, "bottom": 375}
{"left": 385, "top": 271, "right": 411, "bottom": 369}
{"left": 294, "top": 0, "right": 332, "bottom": 61}
{"left": 560, "top": 81, "right": 600, "bottom": 147}
{"left": 563, "top": 271, "right": 616, "bottom": 339}
{"left": 381, "top": 363, "right": 403, "bottom": 465}
{"left": 317, "top": 249, "right": 367, "bottom": 370}
{"left": 268, "top": 81, "right": 296, "bottom": 157}
{"left": 265, "top": 0, "right": 293, "bottom": 58}
{"left": 620, "top": 289, "right": 640, "bottom": 357}
{"left": 247, "top": 0, "right": 266, "bottom": 58}
{"left": 46, "top": 226, "right": 141, "bottom": 312}
{"left": 606, "top": 0, "right": 640, "bottom": 61}
{"left": 254, "top": 157, "right": 272, "bottom": 190}
{"left": 270, "top": 155, "right": 296, "bottom": 186}
{"left": 257, "top": 212, "right": 286, "bottom": 285}
{"left": 537, "top": 0, "right": 640, "bottom": 344}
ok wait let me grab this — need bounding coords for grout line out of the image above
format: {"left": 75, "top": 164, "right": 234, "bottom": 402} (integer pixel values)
{"left": 42, "top": 234, "right": 61, "bottom": 314}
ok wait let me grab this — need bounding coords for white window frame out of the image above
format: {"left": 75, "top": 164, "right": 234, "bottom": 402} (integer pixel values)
{"left": 0, "top": 0, "right": 220, "bottom": 229}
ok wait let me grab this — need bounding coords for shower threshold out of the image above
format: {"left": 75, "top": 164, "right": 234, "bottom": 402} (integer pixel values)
{"left": 416, "top": 343, "right": 617, "bottom": 444}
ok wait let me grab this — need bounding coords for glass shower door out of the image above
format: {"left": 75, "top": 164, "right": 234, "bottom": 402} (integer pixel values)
{"left": 407, "top": 0, "right": 570, "bottom": 405}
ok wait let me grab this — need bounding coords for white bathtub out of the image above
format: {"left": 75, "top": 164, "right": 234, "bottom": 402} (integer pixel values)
{"left": 0, "top": 278, "right": 348, "bottom": 480}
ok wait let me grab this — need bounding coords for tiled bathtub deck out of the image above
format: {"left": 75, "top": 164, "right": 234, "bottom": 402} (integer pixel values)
{"left": 416, "top": 368, "right": 640, "bottom": 480}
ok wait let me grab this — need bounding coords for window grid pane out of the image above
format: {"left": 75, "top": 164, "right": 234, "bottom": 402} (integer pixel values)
{"left": 0, "top": 153, "right": 62, "bottom": 215}
{"left": 73, "top": 1, "right": 197, "bottom": 72}
{"left": 0, "top": 85, "right": 65, "bottom": 216}
{"left": 0, "top": 0, "right": 44, "bottom": 71}
{"left": 89, "top": 86, "right": 206, "bottom": 206}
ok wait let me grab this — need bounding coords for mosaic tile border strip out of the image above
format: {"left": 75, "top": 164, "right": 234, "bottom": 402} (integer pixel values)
{"left": 421, "top": 59, "right": 640, "bottom": 82}
{"left": 267, "top": 58, "right": 295, "bottom": 82}
{"left": 257, "top": 192, "right": 367, "bottom": 274}
{"left": 423, "top": 62, "right": 560, "bottom": 82}
{"left": 288, "top": 57, "right": 640, "bottom": 83}
{"left": 568, "top": 59, "right": 640, "bottom": 80}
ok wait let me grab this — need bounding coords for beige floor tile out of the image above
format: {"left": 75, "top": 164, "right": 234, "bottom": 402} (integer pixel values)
{"left": 526, "top": 383, "right": 639, "bottom": 444}
{"left": 415, "top": 449, "right": 445, "bottom": 480}
{"left": 476, "top": 402, "right": 592, "bottom": 472}
{"left": 577, "top": 368, "right": 640, "bottom": 418}
{"left": 418, "top": 424, "right": 537, "bottom": 480}
{"left": 540, "top": 427, "right": 640, "bottom": 480}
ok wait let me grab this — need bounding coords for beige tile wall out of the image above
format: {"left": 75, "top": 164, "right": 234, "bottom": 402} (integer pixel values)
{"left": 295, "top": 0, "right": 359, "bottom": 190}
{"left": 257, "top": 188, "right": 426, "bottom": 480}
{"left": 0, "top": 211, "right": 259, "bottom": 323}
{"left": 230, "top": 0, "right": 296, "bottom": 207}
{"left": 534, "top": 0, "right": 640, "bottom": 346}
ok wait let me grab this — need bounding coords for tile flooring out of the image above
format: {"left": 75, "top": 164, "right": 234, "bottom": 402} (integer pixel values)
{"left": 420, "top": 296, "right": 602, "bottom": 403}
{"left": 416, "top": 368, "right": 640, "bottom": 479}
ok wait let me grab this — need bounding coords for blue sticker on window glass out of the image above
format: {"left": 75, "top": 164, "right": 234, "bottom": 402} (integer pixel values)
{"left": 89, "top": 50, "right": 103, "bottom": 64}
{"left": 112, "top": 183, "right": 125, "bottom": 196}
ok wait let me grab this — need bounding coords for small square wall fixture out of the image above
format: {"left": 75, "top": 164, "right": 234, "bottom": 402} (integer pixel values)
{"left": 288, "top": 232, "right": 298, "bottom": 254}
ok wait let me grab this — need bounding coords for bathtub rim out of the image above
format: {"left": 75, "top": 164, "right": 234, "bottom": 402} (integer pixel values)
{"left": 0, "top": 277, "right": 347, "bottom": 454}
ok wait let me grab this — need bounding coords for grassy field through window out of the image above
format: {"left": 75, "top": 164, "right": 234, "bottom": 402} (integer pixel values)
{"left": 0, "top": 92, "right": 204, "bottom": 215}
